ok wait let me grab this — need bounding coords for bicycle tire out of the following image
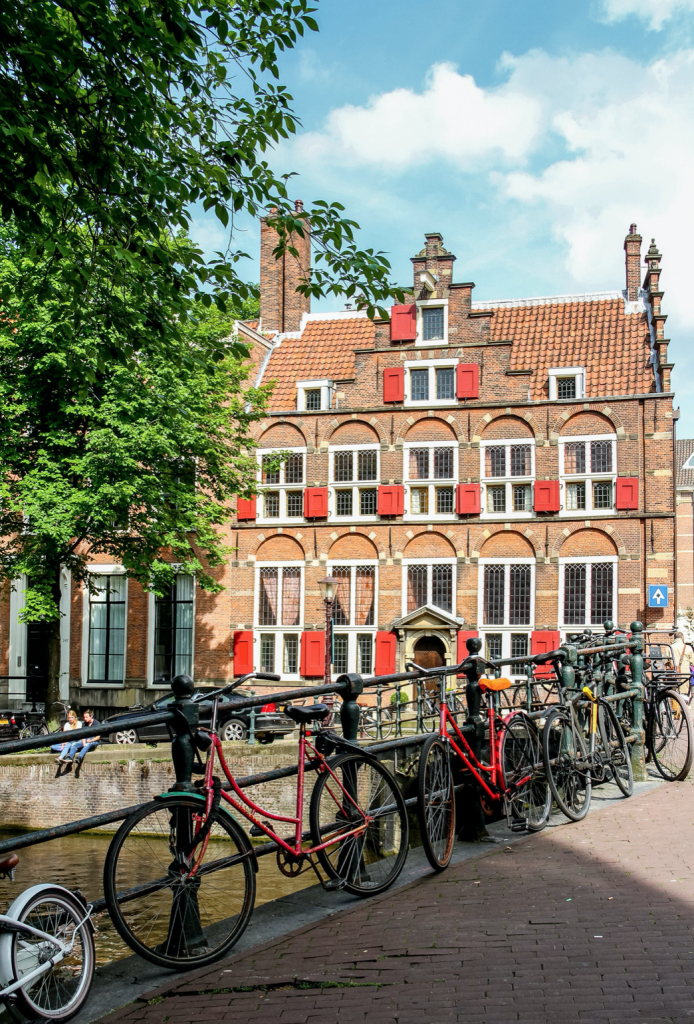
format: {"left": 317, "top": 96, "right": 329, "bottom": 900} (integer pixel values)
{"left": 650, "top": 689, "right": 694, "bottom": 782}
{"left": 309, "top": 752, "right": 409, "bottom": 897}
{"left": 5, "top": 885, "right": 94, "bottom": 1022}
{"left": 500, "top": 713, "right": 551, "bottom": 831}
{"left": 542, "top": 707, "right": 591, "bottom": 822}
{"left": 598, "top": 701, "right": 634, "bottom": 797}
{"left": 104, "top": 797, "right": 255, "bottom": 971}
{"left": 417, "top": 735, "right": 456, "bottom": 871}
{"left": 361, "top": 708, "right": 393, "bottom": 740}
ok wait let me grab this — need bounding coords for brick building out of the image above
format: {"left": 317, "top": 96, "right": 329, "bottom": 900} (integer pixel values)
{"left": 0, "top": 219, "right": 678, "bottom": 712}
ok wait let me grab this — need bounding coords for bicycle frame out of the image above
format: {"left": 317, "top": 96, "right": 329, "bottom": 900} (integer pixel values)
{"left": 0, "top": 907, "right": 91, "bottom": 998}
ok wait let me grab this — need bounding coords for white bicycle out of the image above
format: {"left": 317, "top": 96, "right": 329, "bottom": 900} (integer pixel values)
{"left": 0, "top": 853, "right": 95, "bottom": 1021}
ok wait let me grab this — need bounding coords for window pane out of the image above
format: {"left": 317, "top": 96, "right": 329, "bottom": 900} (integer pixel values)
{"left": 333, "top": 634, "right": 348, "bottom": 675}
{"left": 591, "top": 563, "right": 613, "bottom": 625}
{"left": 411, "top": 487, "right": 429, "bottom": 514}
{"left": 592, "top": 481, "right": 612, "bottom": 509}
{"left": 154, "top": 576, "right": 193, "bottom": 684}
{"left": 557, "top": 377, "right": 576, "bottom": 399}
{"left": 355, "top": 566, "right": 375, "bottom": 626}
{"left": 564, "top": 564, "right": 586, "bottom": 624}
{"left": 333, "top": 566, "right": 351, "bottom": 626}
{"left": 485, "top": 446, "right": 506, "bottom": 477}
{"left": 484, "top": 565, "right": 505, "bottom": 625}
{"left": 435, "top": 366, "right": 455, "bottom": 400}
{"left": 260, "top": 634, "right": 275, "bottom": 673}
{"left": 176, "top": 575, "right": 194, "bottom": 602}
{"left": 89, "top": 574, "right": 126, "bottom": 682}
{"left": 422, "top": 306, "right": 444, "bottom": 341}
{"left": 510, "top": 445, "right": 531, "bottom": 477}
{"left": 281, "top": 568, "right": 301, "bottom": 626}
{"left": 434, "top": 448, "right": 454, "bottom": 479}
{"left": 436, "top": 487, "right": 454, "bottom": 514}
{"left": 487, "top": 486, "right": 506, "bottom": 513}
{"left": 305, "top": 389, "right": 321, "bottom": 410}
{"left": 566, "top": 482, "right": 586, "bottom": 511}
{"left": 90, "top": 603, "right": 107, "bottom": 632}
{"left": 591, "top": 441, "right": 612, "bottom": 474}
{"left": 286, "top": 491, "right": 303, "bottom": 517}
{"left": 358, "top": 450, "right": 377, "bottom": 481}
{"left": 284, "top": 634, "right": 298, "bottom": 674}
{"left": 334, "top": 451, "right": 353, "bottom": 482}
{"left": 511, "top": 633, "right": 528, "bottom": 658}
{"left": 407, "top": 565, "right": 428, "bottom": 612}
{"left": 410, "top": 369, "right": 429, "bottom": 401}
{"left": 509, "top": 565, "right": 531, "bottom": 625}
{"left": 358, "top": 634, "right": 373, "bottom": 675}
{"left": 90, "top": 575, "right": 108, "bottom": 602}
{"left": 285, "top": 453, "right": 304, "bottom": 483}
{"left": 564, "top": 442, "right": 586, "bottom": 474}
{"left": 262, "top": 455, "right": 279, "bottom": 485}
{"left": 336, "top": 489, "right": 353, "bottom": 516}
{"left": 89, "top": 653, "right": 106, "bottom": 680}
{"left": 259, "top": 568, "right": 278, "bottom": 625}
{"left": 360, "top": 488, "right": 377, "bottom": 515}
{"left": 409, "top": 448, "right": 429, "bottom": 479}
{"left": 264, "top": 492, "right": 279, "bottom": 517}
{"left": 485, "top": 634, "right": 502, "bottom": 661}
{"left": 154, "top": 588, "right": 173, "bottom": 682}
{"left": 512, "top": 485, "right": 531, "bottom": 512}
{"left": 432, "top": 564, "right": 452, "bottom": 612}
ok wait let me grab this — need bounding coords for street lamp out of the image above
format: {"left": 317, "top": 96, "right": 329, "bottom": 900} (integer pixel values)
{"left": 318, "top": 575, "right": 339, "bottom": 684}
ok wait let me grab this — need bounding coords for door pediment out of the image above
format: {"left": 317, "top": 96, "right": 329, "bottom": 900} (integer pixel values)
{"left": 392, "top": 605, "right": 463, "bottom": 631}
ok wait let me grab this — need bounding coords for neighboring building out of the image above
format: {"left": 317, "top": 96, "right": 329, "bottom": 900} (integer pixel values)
{"left": 0, "top": 218, "right": 677, "bottom": 713}
{"left": 676, "top": 439, "right": 694, "bottom": 633}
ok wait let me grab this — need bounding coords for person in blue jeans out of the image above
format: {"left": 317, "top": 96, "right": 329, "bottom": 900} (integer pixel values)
{"left": 61, "top": 709, "right": 101, "bottom": 765}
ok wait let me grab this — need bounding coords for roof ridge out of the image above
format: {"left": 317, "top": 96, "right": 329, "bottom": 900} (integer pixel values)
{"left": 472, "top": 290, "right": 624, "bottom": 311}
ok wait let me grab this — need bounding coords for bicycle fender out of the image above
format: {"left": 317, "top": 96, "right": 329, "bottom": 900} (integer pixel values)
{"left": 0, "top": 884, "right": 79, "bottom": 988}
{"left": 152, "top": 792, "right": 258, "bottom": 873}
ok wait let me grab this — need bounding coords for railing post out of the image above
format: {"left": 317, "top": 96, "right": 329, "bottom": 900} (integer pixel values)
{"left": 395, "top": 683, "right": 402, "bottom": 737}
{"left": 248, "top": 690, "right": 256, "bottom": 745}
{"left": 376, "top": 683, "right": 383, "bottom": 740}
{"left": 337, "top": 673, "right": 363, "bottom": 742}
{"left": 629, "top": 620, "right": 647, "bottom": 780}
{"left": 416, "top": 679, "right": 423, "bottom": 734}
{"left": 169, "top": 674, "right": 199, "bottom": 793}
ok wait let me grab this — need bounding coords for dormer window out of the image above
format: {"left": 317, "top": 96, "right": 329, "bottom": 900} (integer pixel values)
{"left": 422, "top": 306, "right": 444, "bottom": 341}
{"left": 297, "top": 379, "right": 333, "bottom": 411}
{"left": 549, "top": 367, "right": 585, "bottom": 401}
{"left": 305, "top": 389, "right": 321, "bottom": 410}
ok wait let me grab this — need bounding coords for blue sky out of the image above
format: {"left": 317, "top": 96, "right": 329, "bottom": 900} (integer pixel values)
{"left": 194, "top": 0, "right": 694, "bottom": 433}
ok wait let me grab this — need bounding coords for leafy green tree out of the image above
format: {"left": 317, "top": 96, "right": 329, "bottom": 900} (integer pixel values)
{"left": 0, "top": 228, "right": 268, "bottom": 720}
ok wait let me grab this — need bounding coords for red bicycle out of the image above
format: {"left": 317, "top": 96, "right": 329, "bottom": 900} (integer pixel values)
{"left": 103, "top": 672, "right": 409, "bottom": 970}
{"left": 411, "top": 656, "right": 551, "bottom": 872}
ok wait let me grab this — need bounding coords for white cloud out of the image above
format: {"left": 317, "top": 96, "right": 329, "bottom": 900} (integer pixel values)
{"left": 600, "top": 0, "right": 694, "bottom": 30}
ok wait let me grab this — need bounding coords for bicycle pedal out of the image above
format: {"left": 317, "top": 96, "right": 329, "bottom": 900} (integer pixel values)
{"left": 323, "top": 877, "right": 348, "bottom": 892}
{"left": 509, "top": 820, "right": 528, "bottom": 833}
{"left": 249, "top": 821, "right": 272, "bottom": 837}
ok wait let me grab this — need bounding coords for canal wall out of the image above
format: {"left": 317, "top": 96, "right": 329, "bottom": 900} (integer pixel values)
{"left": 0, "top": 742, "right": 303, "bottom": 831}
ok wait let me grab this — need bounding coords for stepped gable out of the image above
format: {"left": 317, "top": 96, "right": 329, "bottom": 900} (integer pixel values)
{"left": 485, "top": 295, "right": 654, "bottom": 400}
{"left": 262, "top": 313, "right": 376, "bottom": 409}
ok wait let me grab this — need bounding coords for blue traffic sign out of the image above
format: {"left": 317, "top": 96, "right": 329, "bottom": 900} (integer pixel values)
{"left": 648, "top": 584, "right": 669, "bottom": 608}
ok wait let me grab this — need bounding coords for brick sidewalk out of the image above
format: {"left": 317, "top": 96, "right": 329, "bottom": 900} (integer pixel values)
{"left": 100, "top": 781, "right": 694, "bottom": 1024}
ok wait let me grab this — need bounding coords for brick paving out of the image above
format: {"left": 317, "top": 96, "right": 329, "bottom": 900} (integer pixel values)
{"left": 99, "top": 781, "right": 694, "bottom": 1024}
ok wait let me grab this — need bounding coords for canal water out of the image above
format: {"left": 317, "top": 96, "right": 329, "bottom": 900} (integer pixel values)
{"left": 0, "top": 830, "right": 314, "bottom": 968}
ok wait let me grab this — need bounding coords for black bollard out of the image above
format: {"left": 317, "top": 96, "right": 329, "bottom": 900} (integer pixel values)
{"left": 169, "top": 674, "right": 199, "bottom": 793}
{"left": 337, "top": 672, "right": 364, "bottom": 741}
{"left": 458, "top": 638, "right": 490, "bottom": 842}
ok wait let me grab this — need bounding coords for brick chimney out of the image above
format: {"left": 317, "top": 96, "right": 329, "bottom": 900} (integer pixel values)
{"left": 259, "top": 200, "right": 311, "bottom": 333}
{"left": 410, "top": 232, "right": 456, "bottom": 300}
{"left": 624, "top": 223, "right": 642, "bottom": 302}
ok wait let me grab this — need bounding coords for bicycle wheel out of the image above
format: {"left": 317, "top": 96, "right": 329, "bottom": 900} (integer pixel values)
{"left": 309, "top": 753, "right": 409, "bottom": 896}
{"left": 104, "top": 797, "right": 256, "bottom": 971}
{"left": 598, "top": 701, "right": 634, "bottom": 797}
{"left": 421, "top": 698, "right": 438, "bottom": 732}
{"left": 650, "top": 690, "right": 694, "bottom": 781}
{"left": 541, "top": 707, "right": 591, "bottom": 822}
{"left": 361, "top": 707, "right": 393, "bottom": 740}
{"left": 5, "top": 885, "right": 94, "bottom": 1022}
{"left": 500, "top": 714, "right": 551, "bottom": 831}
{"left": 417, "top": 735, "right": 456, "bottom": 871}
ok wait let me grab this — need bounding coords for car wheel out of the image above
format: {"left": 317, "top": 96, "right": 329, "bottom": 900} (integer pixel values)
{"left": 257, "top": 734, "right": 275, "bottom": 745}
{"left": 115, "top": 729, "right": 137, "bottom": 745}
{"left": 221, "top": 719, "right": 248, "bottom": 743}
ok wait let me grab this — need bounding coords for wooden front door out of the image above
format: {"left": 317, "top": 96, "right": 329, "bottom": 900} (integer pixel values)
{"left": 413, "top": 636, "right": 447, "bottom": 693}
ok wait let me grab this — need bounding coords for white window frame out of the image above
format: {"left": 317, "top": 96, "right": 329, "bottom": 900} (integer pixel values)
{"left": 403, "top": 440, "right": 459, "bottom": 520}
{"left": 416, "top": 297, "right": 449, "bottom": 346}
{"left": 480, "top": 438, "right": 535, "bottom": 520}
{"left": 254, "top": 562, "right": 304, "bottom": 681}
{"left": 256, "top": 447, "right": 307, "bottom": 525}
{"left": 329, "top": 444, "right": 380, "bottom": 522}
{"left": 146, "top": 569, "right": 196, "bottom": 688}
{"left": 549, "top": 367, "right": 585, "bottom": 401}
{"left": 558, "top": 434, "right": 617, "bottom": 517}
{"left": 82, "top": 565, "right": 128, "bottom": 688}
{"left": 559, "top": 555, "right": 618, "bottom": 629}
{"left": 477, "top": 558, "right": 535, "bottom": 631}
{"left": 402, "top": 557, "right": 457, "bottom": 617}
{"left": 327, "top": 560, "right": 379, "bottom": 678}
{"left": 478, "top": 629, "right": 532, "bottom": 682}
{"left": 404, "top": 356, "right": 458, "bottom": 408}
{"left": 296, "top": 379, "right": 333, "bottom": 412}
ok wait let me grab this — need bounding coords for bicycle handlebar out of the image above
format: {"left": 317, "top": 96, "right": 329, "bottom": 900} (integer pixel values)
{"left": 200, "top": 671, "right": 282, "bottom": 704}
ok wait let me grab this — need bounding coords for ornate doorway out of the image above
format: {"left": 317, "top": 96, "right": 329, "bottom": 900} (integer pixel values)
{"left": 413, "top": 635, "right": 446, "bottom": 692}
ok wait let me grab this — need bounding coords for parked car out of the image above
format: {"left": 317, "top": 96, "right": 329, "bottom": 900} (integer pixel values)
{"left": 0, "top": 711, "right": 22, "bottom": 742}
{"left": 103, "top": 687, "right": 295, "bottom": 745}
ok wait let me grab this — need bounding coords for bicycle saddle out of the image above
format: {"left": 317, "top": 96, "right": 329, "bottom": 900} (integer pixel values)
{"left": 479, "top": 677, "right": 513, "bottom": 692}
{"left": 0, "top": 853, "right": 19, "bottom": 878}
{"left": 285, "top": 703, "right": 330, "bottom": 723}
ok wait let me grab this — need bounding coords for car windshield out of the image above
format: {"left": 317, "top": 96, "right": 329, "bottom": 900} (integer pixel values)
{"left": 150, "top": 694, "right": 176, "bottom": 709}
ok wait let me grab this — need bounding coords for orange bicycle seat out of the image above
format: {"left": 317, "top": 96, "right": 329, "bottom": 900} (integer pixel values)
{"left": 479, "top": 677, "right": 513, "bottom": 692}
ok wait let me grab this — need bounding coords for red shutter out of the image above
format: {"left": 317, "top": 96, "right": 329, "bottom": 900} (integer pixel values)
{"left": 456, "top": 483, "right": 481, "bottom": 515}
{"left": 237, "top": 497, "right": 256, "bottom": 521}
{"left": 374, "top": 632, "right": 396, "bottom": 676}
{"left": 304, "top": 487, "right": 328, "bottom": 518}
{"left": 615, "top": 477, "right": 639, "bottom": 510}
{"left": 378, "top": 485, "right": 404, "bottom": 515}
{"left": 534, "top": 480, "right": 560, "bottom": 512}
{"left": 301, "top": 631, "right": 325, "bottom": 677}
{"left": 456, "top": 363, "right": 479, "bottom": 399}
{"left": 390, "top": 303, "right": 416, "bottom": 342}
{"left": 531, "top": 630, "right": 561, "bottom": 680}
{"left": 233, "top": 631, "right": 254, "bottom": 676}
{"left": 383, "top": 366, "right": 404, "bottom": 403}
{"left": 457, "top": 630, "right": 479, "bottom": 676}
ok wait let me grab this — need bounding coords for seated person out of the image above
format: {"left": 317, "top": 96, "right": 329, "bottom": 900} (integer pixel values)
{"left": 52, "top": 708, "right": 82, "bottom": 761}
{"left": 61, "top": 709, "right": 101, "bottom": 765}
